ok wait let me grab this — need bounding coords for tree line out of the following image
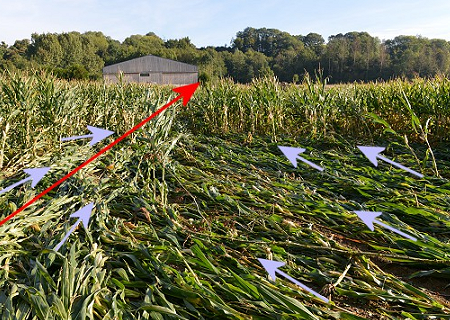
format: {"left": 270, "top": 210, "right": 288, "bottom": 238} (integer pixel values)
{"left": 1, "top": 27, "right": 449, "bottom": 83}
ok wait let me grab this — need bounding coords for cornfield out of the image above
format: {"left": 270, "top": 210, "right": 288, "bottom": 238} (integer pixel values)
{"left": 0, "top": 71, "right": 449, "bottom": 319}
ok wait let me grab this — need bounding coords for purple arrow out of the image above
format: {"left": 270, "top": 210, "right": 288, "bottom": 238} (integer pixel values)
{"left": 61, "top": 126, "right": 114, "bottom": 146}
{"left": 354, "top": 211, "right": 417, "bottom": 241}
{"left": 358, "top": 146, "right": 423, "bottom": 178}
{"left": 0, "top": 167, "right": 51, "bottom": 196}
{"left": 258, "top": 258, "right": 329, "bottom": 303}
{"left": 278, "top": 146, "right": 324, "bottom": 171}
{"left": 54, "top": 203, "right": 93, "bottom": 251}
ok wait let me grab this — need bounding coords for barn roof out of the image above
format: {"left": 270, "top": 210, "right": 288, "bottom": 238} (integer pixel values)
{"left": 103, "top": 55, "right": 198, "bottom": 74}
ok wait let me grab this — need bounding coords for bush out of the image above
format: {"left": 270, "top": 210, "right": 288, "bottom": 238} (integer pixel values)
{"left": 51, "top": 64, "right": 89, "bottom": 80}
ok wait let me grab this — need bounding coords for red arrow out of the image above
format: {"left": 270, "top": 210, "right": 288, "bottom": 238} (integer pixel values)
{"left": 0, "top": 82, "right": 200, "bottom": 227}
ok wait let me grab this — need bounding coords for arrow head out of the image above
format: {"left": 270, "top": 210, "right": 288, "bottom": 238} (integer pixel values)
{"left": 354, "top": 211, "right": 382, "bottom": 231}
{"left": 87, "top": 126, "right": 114, "bottom": 146}
{"left": 172, "top": 82, "right": 200, "bottom": 106}
{"left": 258, "top": 258, "right": 285, "bottom": 280}
{"left": 70, "top": 202, "right": 94, "bottom": 229}
{"left": 357, "top": 146, "right": 385, "bottom": 167}
{"left": 278, "top": 146, "right": 306, "bottom": 168}
{"left": 23, "top": 167, "right": 51, "bottom": 188}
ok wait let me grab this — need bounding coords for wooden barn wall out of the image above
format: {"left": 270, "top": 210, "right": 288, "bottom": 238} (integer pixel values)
{"left": 103, "top": 72, "right": 198, "bottom": 85}
{"left": 139, "top": 73, "right": 161, "bottom": 83}
{"left": 161, "top": 73, "right": 198, "bottom": 85}
{"left": 103, "top": 73, "right": 140, "bottom": 84}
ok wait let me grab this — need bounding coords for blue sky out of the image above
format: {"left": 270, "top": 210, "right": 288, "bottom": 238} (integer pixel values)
{"left": 1, "top": 0, "right": 450, "bottom": 47}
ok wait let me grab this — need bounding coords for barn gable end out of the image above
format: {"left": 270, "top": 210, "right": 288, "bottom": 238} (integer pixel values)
{"left": 103, "top": 55, "right": 198, "bottom": 85}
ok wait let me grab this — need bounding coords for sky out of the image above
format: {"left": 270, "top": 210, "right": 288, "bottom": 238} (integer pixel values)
{"left": 1, "top": 0, "right": 450, "bottom": 47}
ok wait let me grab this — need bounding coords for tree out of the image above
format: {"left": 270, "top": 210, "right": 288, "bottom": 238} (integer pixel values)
{"left": 323, "top": 33, "right": 348, "bottom": 80}
{"left": 323, "top": 32, "right": 381, "bottom": 82}
{"left": 1, "top": 28, "right": 449, "bottom": 83}
{"left": 58, "top": 32, "right": 84, "bottom": 67}
{"left": 223, "top": 50, "right": 248, "bottom": 82}
{"left": 272, "top": 48, "right": 297, "bottom": 81}
{"left": 0, "top": 41, "right": 7, "bottom": 69}
{"left": 29, "top": 33, "right": 63, "bottom": 66}
{"left": 165, "top": 37, "right": 199, "bottom": 64}
{"left": 345, "top": 32, "right": 381, "bottom": 80}
{"left": 385, "top": 36, "right": 433, "bottom": 78}
{"left": 83, "top": 31, "right": 109, "bottom": 59}
{"left": 245, "top": 49, "right": 272, "bottom": 79}
{"left": 122, "top": 33, "right": 165, "bottom": 59}
{"left": 302, "top": 33, "right": 325, "bottom": 56}
{"left": 429, "top": 39, "right": 450, "bottom": 75}
{"left": 233, "top": 27, "right": 302, "bottom": 57}
{"left": 2, "top": 39, "right": 32, "bottom": 70}
{"left": 197, "top": 47, "right": 227, "bottom": 81}
{"left": 104, "top": 38, "right": 125, "bottom": 64}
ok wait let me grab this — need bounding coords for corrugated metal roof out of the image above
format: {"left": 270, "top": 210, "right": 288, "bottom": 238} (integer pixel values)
{"left": 103, "top": 55, "right": 198, "bottom": 74}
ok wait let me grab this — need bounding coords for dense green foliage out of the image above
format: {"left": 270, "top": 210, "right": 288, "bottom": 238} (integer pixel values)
{"left": 1, "top": 27, "right": 450, "bottom": 83}
{"left": 0, "top": 72, "right": 449, "bottom": 319}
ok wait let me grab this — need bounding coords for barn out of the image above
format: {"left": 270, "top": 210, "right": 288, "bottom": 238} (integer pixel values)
{"left": 102, "top": 55, "right": 198, "bottom": 85}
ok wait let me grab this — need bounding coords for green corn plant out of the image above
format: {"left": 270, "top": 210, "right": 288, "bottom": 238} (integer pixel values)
{"left": 400, "top": 87, "right": 440, "bottom": 177}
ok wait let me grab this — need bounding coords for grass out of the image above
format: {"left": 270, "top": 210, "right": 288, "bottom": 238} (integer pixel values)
{"left": 0, "top": 71, "right": 449, "bottom": 319}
